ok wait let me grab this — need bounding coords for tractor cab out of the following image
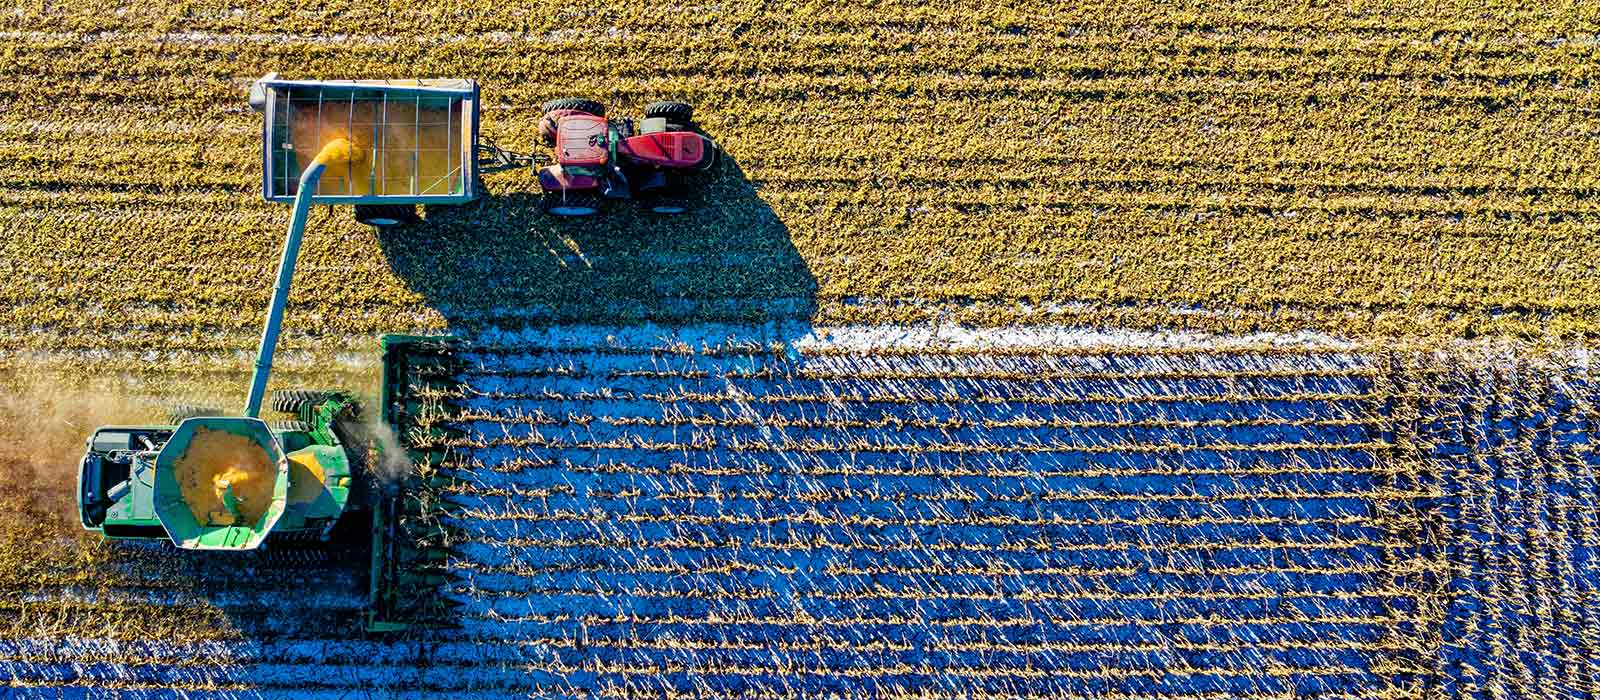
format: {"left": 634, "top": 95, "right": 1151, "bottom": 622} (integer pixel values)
{"left": 533, "top": 98, "right": 720, "bottom": 216}
{"left": 619, "top": 131, "right": 711, "bottom": 169}
{"left": 552, "top": 112, "right": 610, "bottom": 167}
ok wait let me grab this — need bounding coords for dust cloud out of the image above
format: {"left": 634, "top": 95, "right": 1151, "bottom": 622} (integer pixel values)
{"left": 0, "top": 370, "right": 156, "bottom": 518}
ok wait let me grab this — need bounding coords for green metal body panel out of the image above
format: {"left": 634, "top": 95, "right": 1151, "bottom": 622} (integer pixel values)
{"left": 283, "top": 444, "right": 352, "bottom": 525}
{"left": 94, "top": 442, "right": 164, "bottom": 537}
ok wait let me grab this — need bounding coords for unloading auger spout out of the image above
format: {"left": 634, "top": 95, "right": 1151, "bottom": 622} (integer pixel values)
{"left": 243, "top": 138, "right": 365, "bottom": 418}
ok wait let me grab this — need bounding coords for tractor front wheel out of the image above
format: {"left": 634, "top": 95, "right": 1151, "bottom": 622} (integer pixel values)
{"left": 541, "top": 98, "right": 605, "bottom": 117}
{"left": 354, "top": 204, "right": 420, "bottom": 229}
{"left": 644, "top": 101, "right": 693, "bottom": 124}
{"left": 648, "top": 198, "right": 690, "bottom": 215}
{"left": 541, "top": 191, "right": 603, "bottom": 217}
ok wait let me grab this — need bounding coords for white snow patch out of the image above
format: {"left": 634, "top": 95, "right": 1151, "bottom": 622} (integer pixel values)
{"left": 469, "top": 322, "right": 1365, "bottom": 355}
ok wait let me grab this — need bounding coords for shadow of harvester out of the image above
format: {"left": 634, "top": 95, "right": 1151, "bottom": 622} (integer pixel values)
{"left": 378, "top": 154, "right": 818, "bottom": 331}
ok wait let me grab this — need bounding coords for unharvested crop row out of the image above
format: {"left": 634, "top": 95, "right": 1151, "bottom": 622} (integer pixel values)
{"left": 444, "top": 386, "right": 1396, "bottom": 407}
{"left": 446, "top": 480, "right": 1410, "bottom": 508}
{"left": 449, "top": 364, "right": 1381, "bottom": 382}
{"left": 448, "top": 445, "right": 1393, "bottom": 478}
{"left": 420, "top": 332, "right": 1370, "bottom": 359}
{"left": 449, "top": 540, "right": 1400, "bottom": 573}
{"left": 437, "top": 432, "right": 1391, "bottom": 456}
{"left": 485, "top": 413, "right": 1376, "bottom": 431}
{"left": 467, "top": 453, "right": 1400, "bottom": 481}
{"left": 449, "top": 384, "right": 1380, "bottom": 409}
{"left": 454, "top": 371, "right": 1378, "bottom": 399}
{"left": 385, "top": 339, "right": 1459, "bottom": 698}
{"left": 465, "top": 533, "right": 1408, "bottom": 556}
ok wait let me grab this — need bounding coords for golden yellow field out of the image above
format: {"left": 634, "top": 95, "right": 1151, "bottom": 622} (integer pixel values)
{"left": 7, "top": 0, "right": 1600, "bottom": 389}
{"left": 3, "top": 1, "right": 1600, "bottom": 697}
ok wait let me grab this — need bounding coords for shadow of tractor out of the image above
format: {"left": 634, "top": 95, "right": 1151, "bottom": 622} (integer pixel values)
{"left": 378, "top": 154, "right": 817, "bottom": 331}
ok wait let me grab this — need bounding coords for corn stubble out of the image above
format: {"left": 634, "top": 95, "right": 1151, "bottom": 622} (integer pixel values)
{"left": 5, "top": 1, "right": 1600, "bottom": 361}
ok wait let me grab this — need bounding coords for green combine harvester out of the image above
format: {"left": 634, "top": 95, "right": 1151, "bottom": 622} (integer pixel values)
{"left": 77, "top": 392, "right": 360, "bottom": 550}
{"left": 73, "top": 77, "right": 480, "bottom": 632}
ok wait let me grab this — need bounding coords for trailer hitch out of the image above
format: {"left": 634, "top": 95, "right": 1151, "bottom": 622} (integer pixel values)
{"left": 475, "top": 141, "right": 547, "bottom": 174}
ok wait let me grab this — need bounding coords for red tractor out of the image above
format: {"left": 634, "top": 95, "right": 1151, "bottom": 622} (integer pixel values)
{"left": 535, "top": 98, "right": 719, "bottom": 216}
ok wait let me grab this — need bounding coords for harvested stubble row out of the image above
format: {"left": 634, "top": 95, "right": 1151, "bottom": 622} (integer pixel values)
{"left": 6, "top": 0, "right": 1600, "bottom": 379}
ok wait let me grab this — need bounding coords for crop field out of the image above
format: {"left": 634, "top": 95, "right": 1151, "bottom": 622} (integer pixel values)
{"left": 3, "top": 0, "right": 1600, "bottom": 698}
{"left": 6, "top": 0, "right": 1600, "bottom": 379}
{"left": 2, "top": 327, "right": 1598, "bottom": 697}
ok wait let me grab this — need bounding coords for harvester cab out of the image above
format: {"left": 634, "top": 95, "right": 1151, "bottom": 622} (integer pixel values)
{"left": 78, "top": 394, "right": 360, "bottom": 550}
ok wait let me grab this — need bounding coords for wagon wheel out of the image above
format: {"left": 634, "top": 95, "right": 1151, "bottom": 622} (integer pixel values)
{"left": 354, "top": 204, "right": 420, "bottom": 229}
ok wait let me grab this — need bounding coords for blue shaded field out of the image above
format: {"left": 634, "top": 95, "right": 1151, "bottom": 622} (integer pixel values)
{"left": 428, "top": 341, "right": 1428, "bottom": 698}
{"left": 4, "top": 332, "right": 1594, "bottom": 700}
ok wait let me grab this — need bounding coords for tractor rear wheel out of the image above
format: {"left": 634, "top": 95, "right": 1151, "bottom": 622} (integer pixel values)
{"left": 271, "top": 389, "right": 334, "bottom": 414}
{"left": 541, "top": 98, "right": 605, "bottom": 117}
{"left": 541, "top": 190, "right": 603, "bottom": 217}
{"left": 644, "top": 101, "right": 693, "bottom": 124}
{"left": 354, "top": 204, "right": 420, "bottom": 229}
